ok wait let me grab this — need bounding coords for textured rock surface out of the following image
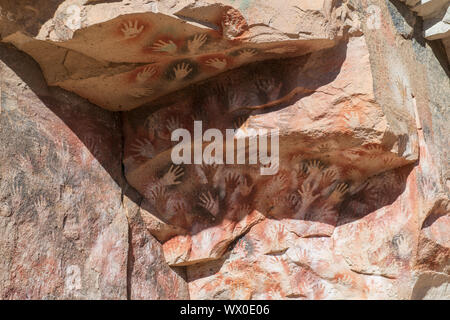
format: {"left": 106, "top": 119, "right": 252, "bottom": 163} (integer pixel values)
{"left": 0, "top": 0, "right": 449, "bottom": 300}
{"left": 0, "top": 43, "right": 188, "bottom": 299}
{"left": 0, "top": 0, "right": 351, "bottom": 111}
{"left": 123, "top": 36, "right": 417, "bottom": 268}
{"left": 398, "top": 0, "right": 450, "bottom": 60}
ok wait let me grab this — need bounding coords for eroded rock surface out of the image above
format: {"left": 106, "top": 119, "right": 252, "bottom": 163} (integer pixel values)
{"left": 123, "top": 36, "right": 417, "bottom": 267}
{"left": 0, "top": 0, "right": 448, "bottom": 300}
{"left": 0, "top": 0, "right": 355, "bottom": 111}
{"left": 0, "top": 42, "right": 188, "bottom": 300}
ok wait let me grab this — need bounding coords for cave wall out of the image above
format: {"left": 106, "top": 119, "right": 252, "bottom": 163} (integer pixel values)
{"left": 0, "top": 0, "right": 448, "bottom": 300}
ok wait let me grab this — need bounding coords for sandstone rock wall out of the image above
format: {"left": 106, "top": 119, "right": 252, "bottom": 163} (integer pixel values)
{"left": 0, "top": 44, "right": 188, "bottom": 299}
{"left": 0, "top": 0, "right": 448, "bottom": 300}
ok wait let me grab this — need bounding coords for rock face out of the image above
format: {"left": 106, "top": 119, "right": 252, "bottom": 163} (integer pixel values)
{"left": 0, "top": 0, "right": 344, "bottom": 111}
{"left": 0, "top": 0, "right": 449, "bottom": 300}
{"left": 0, "top": 44, "right": 188, "bottom": 299}
{"left": 397, "top": 0, "right": 450, "bottom": 61}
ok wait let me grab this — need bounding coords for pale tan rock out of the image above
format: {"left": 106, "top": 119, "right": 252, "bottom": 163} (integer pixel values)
{"left": 0, "top": 0, "right": 448, "bottom": 301}
{"left": 1, "top": 0, "right": 351, "bottom": 111}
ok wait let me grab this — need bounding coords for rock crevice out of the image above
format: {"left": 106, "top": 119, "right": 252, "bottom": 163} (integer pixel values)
{"left": 0, "top": 0, "right": 448, "bottom": 300}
